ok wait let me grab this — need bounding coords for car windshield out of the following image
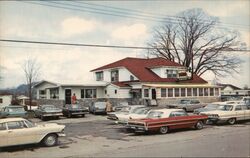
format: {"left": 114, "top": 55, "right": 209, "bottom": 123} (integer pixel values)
{"left": 136, "top": 108, "right": 151, "bottom": 115}
{"left": 94, "top": 102, "right": 106, "bottom": 108}
{"left": 24, "top": 120, "right": 35, "bottom": 128}
{"left": 8, "top": 107, "right": 24, "bottom": 112}
{"left": 179, "top": 100, "right": 190, "bottom": 104}
{"left": 147, "top": 111, "right": 163, "bottom": 118}
{"left": 131, "top": 107, "right": 145, "bottom": 113}
{"left": 205, "top": 104, "right": 219, "bottom": 109}
{"left": 217, "top": 105, "right": 233, "bottom": 111}
{"left": 119, "top": 106, "right": 130, "bottom": 112}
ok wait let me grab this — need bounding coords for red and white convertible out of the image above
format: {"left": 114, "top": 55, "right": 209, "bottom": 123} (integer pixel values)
{"left": 127, "top": 109, "right": 208, "bottom": 134}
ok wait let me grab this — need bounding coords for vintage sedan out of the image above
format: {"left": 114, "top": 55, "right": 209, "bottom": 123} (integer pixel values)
{"left": 127, "top": 109, "right": 208, "bottom": 134}
{"left": 115, "top": 107, "right": 151, "bottom": 125}
{"left": 107, "top": 105, "right": 146, "bottom": 121}
{"left": 167, "top": 99, "right": 206, "bottom": 112}
{"left": 0, "top": 105, "right": 27, "bottom": 118}
{"left": 34, "top": 105, "right": 63, "bottom": 120}
{"left": 0, "top": 118, "right": 65, "bottom": 148}
{"left": 62, "top": 104, "right": 89, "bottom": 118}
{"left": 200, "top": 103, "right": 250, "bottom": 125}
{"left": 193, "top": 102, "right": 225, "bottom": 114}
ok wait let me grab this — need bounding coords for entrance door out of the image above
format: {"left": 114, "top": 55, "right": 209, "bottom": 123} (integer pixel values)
{"left": 151, "top": 89, "right": 156, "bottom": 99}
{"left": 65, "top": 89, "right": 71, "bottom": 104}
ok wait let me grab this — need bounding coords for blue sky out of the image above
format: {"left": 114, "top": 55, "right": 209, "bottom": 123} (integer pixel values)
{"left": 0, "top": 0, "right": 249, "bottom": 88}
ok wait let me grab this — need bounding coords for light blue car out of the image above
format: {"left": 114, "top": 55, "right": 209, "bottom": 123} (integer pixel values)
{"left": 0, "top": 105, "right": 27, "bottom": 118}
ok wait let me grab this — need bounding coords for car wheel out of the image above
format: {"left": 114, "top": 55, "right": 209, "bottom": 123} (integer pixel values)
{"left": 82, "top": 114, "right": 85, "bottom": 117}
{"left": 183, "top": 108, "right": 187, "bottom": 112}
{"left": 42, "top": 134, "right": 58, "bottom": 147}
{"left": 93, "top": 110, "right": 96, "bottom": 115}
{"left": 228, "top": 118, "right": 236, "bottom": 125}
{"left": 159, "top": 126, "right": 168, "bottom": 134}
{"left": 195, "top": 121, "right": 204, "bottom": 130}
{"left": 41, "top": 115, "right": 46, "bottom": 121}
{"left": 67, "top": 113, "right": 72, "bottom": 118}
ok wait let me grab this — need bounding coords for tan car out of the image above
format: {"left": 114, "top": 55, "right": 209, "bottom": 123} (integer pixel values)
{"left": 0, "top": 118, "right": 65, "bottom": 148}
{"left": 200, "top": 103, "right": 250, "bottom": 125}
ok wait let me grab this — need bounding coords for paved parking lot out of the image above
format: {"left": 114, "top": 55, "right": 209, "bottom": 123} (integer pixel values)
{"left": 0, "top": 114, "right": 249, "bottom": 157}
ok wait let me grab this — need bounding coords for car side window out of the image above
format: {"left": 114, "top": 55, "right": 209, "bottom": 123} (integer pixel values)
{"left": 7, "top": 121, "right": 27, "bottom": 130}
{"left": 0, "top": 123, "right": 7, "bottom": 130}
{"left": 170, "top": 111, "right": 188, "bottom": 117}
{"left": 191, "top": 100, "right": 200, "bottom": 104}
{"left": 235, "top": 105, "right": 242, "bottom": 111}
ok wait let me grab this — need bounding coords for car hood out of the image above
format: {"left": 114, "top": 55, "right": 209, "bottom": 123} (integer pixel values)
{"left": 200, "top": 110, "right": 226, "bottom": 115}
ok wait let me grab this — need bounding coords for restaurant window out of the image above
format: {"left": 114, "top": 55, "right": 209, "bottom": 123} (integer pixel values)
{"left": 115, "top": 90, "right": 117, "bottom": 94}
{"left": 181, "top": 88, "right": 186, "bottom": 97}
{"left": 174, "top": 88, "right": 180, "bottom": 97}
{"left": 82, "top": 89, "right": 97, "bottom": 98}
{"left": 209, "top": 88, "right": 214, "bottom": 96}
{"left": 168, "top": 88, "right": 173, "bottom": 97}
{"left": 199, "top": 88, "right": 204, "bottom": 96}
{"left": 144, "top": 89, "right": 149, "bottom": 98}
{"left": 111, "top": 70, "right": 119, "bottom": 82}
{"left": 187, "top": 88, "right": 192, "bottom": 96}
{"left": 39, "top": 90, "right": 45, "bottom": 95}
{"left": 0, "top": 99, "right": 2, "bottom": 103}
{"left": 193, "top": 88, "right": 198, "bottom": 96}
{"left": 161, "top": 88, "right": 166, "bottom": 97}
{"left": 204, "top": 88, "right": 209, "bottom": 96}
{"left": 96, "top": 71, "right": 103, "bottom": 81}
{"left": 105, "top": 90, "right": 107, "bottom": 94}
{"left": 166, "top": 70, "right": 177, "bottom": 78}
{"left": 215, "top": 88, "right": 219, "bottom": 96}
{"left": 81, "top": 89, "right": 85, "bottom": 98}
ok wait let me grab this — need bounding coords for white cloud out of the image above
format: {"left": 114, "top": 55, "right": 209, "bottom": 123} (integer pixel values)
{"left": 111, "top": 23, "right": 147, "bottom": 41}
{"left": 61, "top": 17, "right": 96, "bottom": 37}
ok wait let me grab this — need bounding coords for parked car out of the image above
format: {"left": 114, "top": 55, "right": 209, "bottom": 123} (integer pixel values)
{"left": 193, "top": 102, "right": 226, "bottom": 114}
{"left": 89, "top": 102, "right": 107, "bottom": 114}
{"left": 200, "top": 103, "right": 250, "bottom": 125}
{"left": 115, "top": 107, "right": 152, "bottom": 125}
{"left": 107, "top": 105, "right": 146, "bottom": 120}
{"left": 34, "top": 105, "right": 63, "bottom": 120}
{"left": 126, "top": 109, "right": 208, "bottom": 134}
{"left": 0, "top": 117, "right": 65, "bottom": 148}
{"left": 62, "top": 104, "right": 89, "bottom": 118}
{"left": 0, "top": 105, "right": 27, "bottom": 118}
{"left": 167, "top": 99, "right": 206, "bottom": 112}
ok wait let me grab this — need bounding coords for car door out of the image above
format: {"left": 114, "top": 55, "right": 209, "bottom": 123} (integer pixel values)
{"left": 6, "top": 121, "right": 37, "bottom": 146}
{"left": 169, "top": 111, "right": 192, "bottom": 129}
{"left": 241, "top": 105, "right": 250, "bottom": 120}
{"left": 0, "top": 123, "right": 9, "bottom": 147}
{"left": 235, "top": 105, "right": 245, "bottom": 121}
{"left": 190, "top": 100, "right": 201, "bottom": 111}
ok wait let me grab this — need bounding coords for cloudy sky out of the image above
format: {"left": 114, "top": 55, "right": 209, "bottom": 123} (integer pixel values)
{"left": 0, "top": 0, "right": 249, "bottom": 89}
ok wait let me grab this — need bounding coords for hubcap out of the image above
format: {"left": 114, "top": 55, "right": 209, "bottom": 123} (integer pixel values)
{"left": 46, "top": 136, "right": 56, "bottom": 146}
{"left": 160, "top": 127, "right": 168, "bottom": 134}
{"left": 197, "top": 121, "right": 203, "bottom": 129}
{"left": 229, "top": 119, "right": 235, "bottom": 124}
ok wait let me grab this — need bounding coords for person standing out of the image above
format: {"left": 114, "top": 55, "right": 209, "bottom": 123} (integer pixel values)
{"left": 71, "top": 93, "right": 77, "bottom": 104}
{"left": 105, "top": 99, "right": 113, "bottom": 112}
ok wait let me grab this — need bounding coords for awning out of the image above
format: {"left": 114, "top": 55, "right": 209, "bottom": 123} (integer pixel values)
{"left": 142, "top": 84, "right": 221, "bottom": 88}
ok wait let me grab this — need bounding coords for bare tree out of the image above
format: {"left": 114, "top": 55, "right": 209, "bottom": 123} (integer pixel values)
{"left": 22, "top": 57, "right": 40, "bottom": 110}
{"left": 148, "top": 8, "right": 245, "bottom": 78}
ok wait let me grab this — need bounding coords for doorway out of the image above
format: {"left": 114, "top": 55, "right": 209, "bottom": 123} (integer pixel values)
{"left": 151, "top": 89, "right": 156, "bottom": 99}
{"left": 65, "top": 89, "right": 71, "bottom": 104}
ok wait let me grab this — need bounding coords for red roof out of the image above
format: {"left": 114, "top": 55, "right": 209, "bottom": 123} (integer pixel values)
{"left": 91, "top": 57, "right": 207, "bottom": 84}
{"left": 111, "top": 82, "right": 131, "bottom": 88}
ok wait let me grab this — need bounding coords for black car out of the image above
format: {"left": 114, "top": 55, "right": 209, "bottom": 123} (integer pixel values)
{"left": 62, "top": 104, "right": 89, "bottom": 118}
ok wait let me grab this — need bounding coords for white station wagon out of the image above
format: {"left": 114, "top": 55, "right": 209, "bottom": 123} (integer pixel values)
{"left": 0, "top": 118, "right": 65, "bottom": 148}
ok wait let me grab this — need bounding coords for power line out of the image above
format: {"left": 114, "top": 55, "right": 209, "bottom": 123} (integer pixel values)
{"left": 1, "top": 39, "right": 250, "bottom": 52}
{"left": 73, "top": 1, "right": 250, "bottom": 29}
{"left": 21, "top": 1, "right": 249, "bottom": 31}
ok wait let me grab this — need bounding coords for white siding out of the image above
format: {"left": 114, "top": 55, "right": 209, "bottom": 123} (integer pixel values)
{"left": 119, "top": 68, "right": 138, "bottom": 82}
{"left": 35, "top": 82, "right": 57, "bottom": 99}
{"left": 105, "top": 84, "right": 131, "bottom": 98}
{"left": 0, "top": 95, "right": 12, "bottom": 108}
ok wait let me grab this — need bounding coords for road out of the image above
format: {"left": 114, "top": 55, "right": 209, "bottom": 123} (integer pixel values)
{"left": 0, "top": 114, "right": 249, "bottom": 158}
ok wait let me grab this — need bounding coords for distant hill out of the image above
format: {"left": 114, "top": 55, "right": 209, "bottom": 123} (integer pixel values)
{"left": 0, "top": 82, "right": 38, "bottom": 96}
